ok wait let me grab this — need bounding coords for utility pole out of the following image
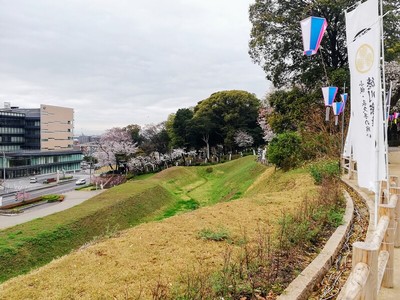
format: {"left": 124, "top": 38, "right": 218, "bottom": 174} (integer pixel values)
{"left": 2, "top": 151, "right": 5, "bottom": 193}
{"left": 88, "top": 144, "right": 95, "bottom": 184}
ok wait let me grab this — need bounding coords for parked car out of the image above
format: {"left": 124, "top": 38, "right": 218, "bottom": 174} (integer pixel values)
{"left": 75, "top": 178, "right": 86, "bottom": 185}
{"left": 30, "top": 177, "right": 37, "bottom": 183}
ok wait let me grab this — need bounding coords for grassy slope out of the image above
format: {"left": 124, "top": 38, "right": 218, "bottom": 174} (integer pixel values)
{"left": 0, "top": 156, "right": 265, "bottom": 283}
{"left": 0, "top": 161, "right": 317, "bottom": 299}
{"left": 0, "top": 182, "right": 176, "bottom": 282}
{"left": 190, "top": 157, "right": 266, "bottom": 204}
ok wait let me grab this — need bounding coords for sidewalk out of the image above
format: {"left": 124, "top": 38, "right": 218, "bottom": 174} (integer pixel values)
{"left": 378, "top": 250, "right": 400, "bottom": 299}
{"left": 0, "top": 190, "right": 103, "bottom": 230}
{"left": 343, "top": 150, "right": 400, "bottom": 299}
{"left": 378, "top": 161, "right": 400, "bottom": 299}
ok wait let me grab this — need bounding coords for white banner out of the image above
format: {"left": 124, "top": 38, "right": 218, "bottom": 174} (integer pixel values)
{"left": 345, "top": 0, "right": 386, "bottom": 191}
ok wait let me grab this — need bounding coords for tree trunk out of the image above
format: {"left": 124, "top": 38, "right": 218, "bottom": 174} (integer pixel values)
{"left": 202, "top": 134, "right": 210, "bottom": 160}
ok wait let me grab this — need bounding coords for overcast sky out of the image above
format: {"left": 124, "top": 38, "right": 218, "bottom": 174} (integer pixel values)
{"left": 0, "top": 0, "right": 269, "bottom": 135}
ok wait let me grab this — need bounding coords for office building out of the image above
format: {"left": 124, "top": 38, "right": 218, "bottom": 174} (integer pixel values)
{"left": 0, "top": 103, "right": 82, "bottom": 179}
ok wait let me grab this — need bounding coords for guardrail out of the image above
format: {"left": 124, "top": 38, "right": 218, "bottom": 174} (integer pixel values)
{"left": 338, "top": 176, "right": 400, "bottom": 299}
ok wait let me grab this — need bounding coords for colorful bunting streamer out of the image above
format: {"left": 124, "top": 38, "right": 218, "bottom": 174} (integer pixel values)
{"left": 340, "top": 93, "right": 348, "bottom": 114}
{"left": 300, "top": 16, "right": 328, "bottom": 56}
{"left": 332, "top": 102, "right": 342, "bottom": 125}
{"left": 322, "top": 86, "right": 338, "bottom": 121}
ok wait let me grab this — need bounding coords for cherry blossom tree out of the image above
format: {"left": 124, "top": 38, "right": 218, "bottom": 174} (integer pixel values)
{"left": 386, "top": 60, "right": 400, "bottom": 108}
{"left": 234, "top": 130, "right": 254, "bottom": 148}
{"left": 258, "top": 106, "right": 276, "bottom": 143}
{"left": 128, "top": 156, "right": 156, "bottom": 173}
{"left": 94, "top": 127, "right": 137, "bottom": 171}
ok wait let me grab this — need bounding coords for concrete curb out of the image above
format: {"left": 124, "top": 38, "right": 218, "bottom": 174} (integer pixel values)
{"left": 341, "top": 178, "right": 376, "bottom": 242}
{"left": 0, "top": 179, "right": 76, "bottom": 208}
{"left": 277, "top": 190, "right": 354, "bottom": 299}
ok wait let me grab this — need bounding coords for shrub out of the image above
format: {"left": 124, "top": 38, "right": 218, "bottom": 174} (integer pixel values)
{"left": 309, "top": 160, "right": 340, "bottom": 185}
{"left": 327, "top": 208, "right": 344, "bottom": 227}
{"left": 41, "top": 194, "right": 61, "bottom": 202}
{"left": 126, "top": 173, "right": 135, "bottom": 180}
{"left": 267, "top": 132, "right": 303, "bottom": 170}
{"left": 301, "top": 131, "right": 336, "bottom": 159}
{"left": 205, "top": 167, "right": 213, "bottom": 173}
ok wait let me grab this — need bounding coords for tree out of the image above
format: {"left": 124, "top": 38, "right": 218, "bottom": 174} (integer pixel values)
{"left": 94, "top": 127, "right": 137, "bottom": 171}
{"left": 193, "top": 90, "right": 263, "bottom": 152}
{"left": 191, "top": 114, "right": 215, "bottom": 160}
{"left": 258, "top": 105, "right": 276, "bottom": 143}
{"left": 234, "top": 130, "right": 254, "bottom": 148}
{"left": 170, "top": 108, "right": 195, "bottom": 149}
{"left": 124, "top": 124, "right": 144, "bottom": 145}
{"left": 262, "top": 87, "right": 319, "bottom": 134}
{"left": 165, "top": 113, "right": 176, "bottom": 150}
{"left": 267, "top": 132, "right": 303, "bottom": 170}
{"left": 249, "top": 0, "right": 400, "bottom": 88}
{"left": 386, "top": 60, "right": 400, "bottom": 107}
{"left": 140, "top": 122, "right": 170, "bottom": 155}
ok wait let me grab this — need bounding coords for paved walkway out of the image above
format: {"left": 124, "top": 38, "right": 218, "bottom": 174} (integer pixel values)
{"left": 378, "top": 160, "right": 400, "bottom": 299}
{"left": 0, "top": 190, "right": 104, "bottom": 230}
{"left": 348, "top": 149, "right": 400, "bottom": 299}
{"left": 378, "top": 250, "right": 400, "bottom": 299}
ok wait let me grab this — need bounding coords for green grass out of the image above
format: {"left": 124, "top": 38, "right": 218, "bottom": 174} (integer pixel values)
{"left": 197, "top": 227, "right": 231, "bottom": 242}
{"left": 130, "top": 172, "right": 156, "bottom": 181}
{"left": 0, "top": 156, "right": 266, "bottom": 283}
{"left": 157, "top": 199, "right": 200, "bottom": 220}
{"left": 189, "top": 156, "right": 266, "bottom": 205}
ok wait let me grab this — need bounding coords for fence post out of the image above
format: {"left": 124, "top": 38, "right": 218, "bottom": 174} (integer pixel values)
{"left": 395, "top": 196, "right": 400, "bottom": 248}
{"left": 389, "top": 189, "right": 400, "bottom": 248}
{"left": 388, "top": 187, "right": 400, "bottom": 248}
{"left": 341, "top": 156, "right": 345, "bottom": 175}
{"left": 380, "top": 181, "right": 388, "bottom": 204}
{"left": 389, "top": 186, "right": 400, "bottom": 197}
{"left": 352, "top": 242, "right": 379, "bottom": 299}
{"left": 379, "top": 200, "right": 397, "bottom": 288}
{"left": 389, "top": 175, "right": 399, "bottom": 187}
{"left": 348, "top": 157, "right": 355, "bottom": 180}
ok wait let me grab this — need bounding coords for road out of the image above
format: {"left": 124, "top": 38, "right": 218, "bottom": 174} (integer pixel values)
{"left": 0, "top": 189, "right": 104, "bottom": 229}
{"left": 0, "top": 173, "right": 90, "bottom": 207}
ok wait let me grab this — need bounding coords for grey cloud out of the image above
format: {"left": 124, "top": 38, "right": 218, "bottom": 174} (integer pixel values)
{"left": 0, "top": 0, "right": 269, "bottom": 135}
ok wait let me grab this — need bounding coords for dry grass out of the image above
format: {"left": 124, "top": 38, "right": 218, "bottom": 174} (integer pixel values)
{"left": 0, "top": 167, "right": 316, "bottom": 299}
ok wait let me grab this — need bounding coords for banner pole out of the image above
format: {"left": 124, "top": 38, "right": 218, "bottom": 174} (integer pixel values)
{"left": 341, "top": 83, "right": 346, "bottom": 157}
{"left": 380, "top": 0, "right": 389, "bottom": 208}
